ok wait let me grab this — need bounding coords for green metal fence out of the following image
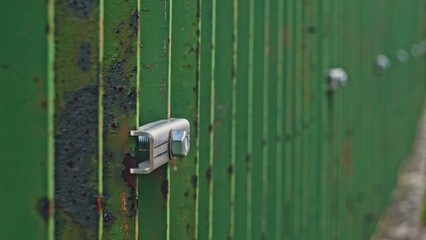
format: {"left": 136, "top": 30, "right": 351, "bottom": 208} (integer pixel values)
{"left": 1, "top": 0, "right": 426, "bottom": 239}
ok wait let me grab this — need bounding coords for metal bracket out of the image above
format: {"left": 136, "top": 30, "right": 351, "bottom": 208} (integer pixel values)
{"left": 129, "top": 118, "right": 190, "bottom": 174}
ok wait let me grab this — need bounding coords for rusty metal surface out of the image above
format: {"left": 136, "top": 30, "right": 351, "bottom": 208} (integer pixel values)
{"left": 1, "top": 0, "right": 426, "bottom": 239}
{"left": 53, "top": 0, "right": 100, "bottom": 238}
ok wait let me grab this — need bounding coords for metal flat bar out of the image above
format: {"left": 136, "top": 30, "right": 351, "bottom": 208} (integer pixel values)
{"left": 210, "top": 0, "right": 234, "bottom": 238}
{"left": 53, "top": 0, "right": 101, "bottom": 238}
{"left": 197, "top": 0, "right": 214, "bottom": 238}
{"left": 138, "top": 0, "right": 170, "bottom": 238}
{"left": 266, "top": 0, "right": 278, "bottom": 237}
{"left": 0, "top": 0, "right": 53, "bottom": 239}
{"left": 234, "top": 0, "right": 250, "bottom": 239}
{"left": 101, "top": 0, "right": 139, "bottom": 238}
{"left": 168, "top": 0, "right": 199, "bottom": 238}
{"left": 283, "top": 0, "right": 295, "bottom": 238}
{"left": 250, "top": 0, "right": 265, "bottom": 239}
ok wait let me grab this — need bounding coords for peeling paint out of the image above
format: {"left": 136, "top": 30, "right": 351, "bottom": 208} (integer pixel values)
{"left": 77, "top": 42, "right": 92, "bottom": 71}
{"left": 64, "top": 0, "right": 96, "bottom": 19}
{"left": 54, "top": 85, "right": 98, "bottom": 232}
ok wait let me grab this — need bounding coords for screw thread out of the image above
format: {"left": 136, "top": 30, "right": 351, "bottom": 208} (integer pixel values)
{"left": 138, "top": 136, "right": 150, "bottom": 151}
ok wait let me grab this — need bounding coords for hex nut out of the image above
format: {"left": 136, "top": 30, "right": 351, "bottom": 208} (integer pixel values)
{"left": 170, "top": 130, "right": 190, "bottom": 158}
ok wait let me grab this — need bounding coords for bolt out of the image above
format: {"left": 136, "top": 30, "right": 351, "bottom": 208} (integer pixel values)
{"left": 327, "top": 68, "right": 348, "bottom": 91}
{"left": 170, "top": 130, "right": 190, "bottom": 158}
{"left": 411, "top": 44, "right": 423, "bottom": 57}
{"left": 138, "top": 135, "right": 150, "bottom": 151}
{"left": 376, "top": 54, "right": 391, "bottom": 70}
{"left": 396, "top": 49, "right": 409, "bottom": 62}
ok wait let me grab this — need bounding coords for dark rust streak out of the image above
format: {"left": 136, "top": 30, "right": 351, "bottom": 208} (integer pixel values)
{"left": 121, "top": 153, "right": 138, "bottom": 217}
{"left": 206, "top": 166, "right": 212, "bottom": 184}
{"left": 161, "top": 180, "right": 169, "bottom": 198}
{"left": 54, "top": 85, "right": 98, "bottom": 231}
{"left": 37, "top": 197, "right": 51, "bottom": 221}
{"left": 191, "top": 175, "right": 198, "bottom": 188}
{"left": 227, "top": 165, "right": 233, "bottom": 178}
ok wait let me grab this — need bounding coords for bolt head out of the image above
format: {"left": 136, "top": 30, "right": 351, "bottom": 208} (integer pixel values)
{"left": 376, "top": 54, "right": 391, "bottom": 70}
{"left": 327, "top": 68, "right": 348, "bottom": 91}
{"left": 411, "top": 44, "right": 423, "bottom": 58}
{"left": 396, "top": 49, "right": 409, "bottom": 62}
{"left": 170, "top": 130, "right": 190, "bottom": 158}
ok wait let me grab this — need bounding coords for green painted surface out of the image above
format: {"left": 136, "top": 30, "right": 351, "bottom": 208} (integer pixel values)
{"left": 168, "top": 0, "right": 199, "bottom": 239}
{"left": 234, "top": 0, "right": 250, "bottom": 239}
{"left": 211, "top": 0, "right": 234, "bottom": 239}
{"left": 197, "top": 0, "right": 214, "bottom": 238}
{"left": 0, "top": 0, "right": 52, "bottom": 239}
{"left": 251, "top": 0, "right": 265, "bottom": 239}
{"left": 138, "top": 0, "right": 170, "bottom": 239}
{"left": 2, "top": 0, "right": 426, "bottom": 239}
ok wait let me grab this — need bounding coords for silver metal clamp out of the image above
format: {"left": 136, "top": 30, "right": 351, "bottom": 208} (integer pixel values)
{"left": 129, "top": 118, "right": 190, "bottom": 174}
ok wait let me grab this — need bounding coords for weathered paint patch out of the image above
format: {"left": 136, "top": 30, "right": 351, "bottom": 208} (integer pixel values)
{"left": 101, "top": 0, "right": 138, "bottom": 237}
{"left": 77, "top": 42, "right": 92, "bottom": 71}
{"left": 102, "top": 2, "right": 138, "bottom": 236}
{"left": 103, "top": 60, "right": 137, "bottom": 121}
{"left": 64, "top": 0, "right": 96, "bottom": 19}
{"left": 54, "top": 86, "right": 99, "bottom": 233}
{"left": 53, "top": 86, "right": 99, "bottom": 240}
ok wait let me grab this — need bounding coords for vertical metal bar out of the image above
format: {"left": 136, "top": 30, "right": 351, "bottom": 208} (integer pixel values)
{"left": 197, "top": 0, "right": 214, "bottom": 238}
{"left": 210, "top": 0, "right": 234, "bottom": 239}
{"left": 53, "top": 0, "right": 100, "bottom": 237}
{"left": 292, "top": 0, "right": 303, "bottom": 238}
{"left": 283, "top": 0, "right": 295, "bottom": 238}
{"left": 251, "top": 0, "right": 265, "bottom": 239}
{"left": 168, "top": 0, "right": 199, "bottom": 238}
{"left": 101, "top": 0, "right": 139, "bottom": 238}
{"left": 0, "top": 0, "right": 52, "bottom": 239}
{"left": 138, "top": 0, "right": 170, "bottom": 238}
{"left": 234, "top": 0, "right": 250, "bottom": 238}
{"left": 276, "top": 0, "right": 285, "bottom": 238}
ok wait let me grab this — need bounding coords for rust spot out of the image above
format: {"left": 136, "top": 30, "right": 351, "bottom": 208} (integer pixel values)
{"left": 37, "top": 197, "right": 51, "bottom": 221}
{"left": 246, "top": 154, "right": 251, "bottom": 172}
{"left": 142, "top": 63, "right": 153, "bottom": 70}
{"left": 129, "top": 11, "right": 139, "bottom": 35}
{"left": 184, "top": 191, "right": 189, "bottom": 197}
{"left": 121, "top": 153, "right": 138, "bottom": 216}
{"left": 208, "top": 123, "right": 214, "bottom": 133}
{"left": 227, "top": 165, "right": 233, "bottom": 177}
{"left": 191, "top": 175, "right": 197, "bottom": 188}
{"left": 161, "top": 180, "right": 169, "bottom": 198}
{"left": 307, "top": 25, "right": 316, "bottom": 34}
{"left": 121, "top": 153, "right": 137, "bottom": 189}
{"left": 103, "top": 211, "right": 115, "bottom": 227}
{"left": 104, "top": 59, "right": 137, "bottom": 134}
{"left": 285, "top": 133, "right": 291, "bottom": 141}
{"left": 206, "top": 166, "right": 212, "bottom": 183}
{"left": 96, "top": 195, "right": 103, "bottom": 213}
